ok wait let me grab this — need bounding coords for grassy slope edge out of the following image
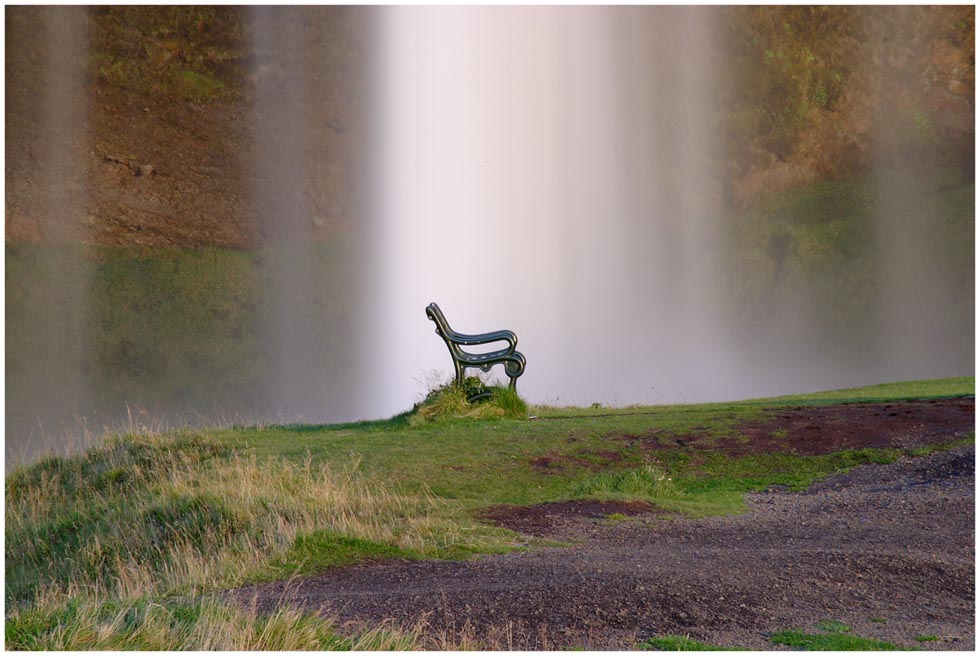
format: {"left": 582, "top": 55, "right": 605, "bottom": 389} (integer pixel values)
{"left": 6, "top": 376, "right": 974, "bottom": 649}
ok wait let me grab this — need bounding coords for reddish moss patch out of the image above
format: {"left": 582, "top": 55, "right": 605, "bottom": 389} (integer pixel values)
{"left": 618, "top": 398, "right": 974, "bottom": 457}
{"left": 528, "top": 449, "right": 625, "bottom": 474}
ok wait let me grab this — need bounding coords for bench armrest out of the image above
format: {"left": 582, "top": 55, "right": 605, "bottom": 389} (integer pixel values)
{"left": 446, "top": 328, "right": 517, "bottom": 350}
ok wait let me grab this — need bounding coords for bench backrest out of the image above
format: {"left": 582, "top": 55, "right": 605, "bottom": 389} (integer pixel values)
{"left": 427, "top": 302, "right": 470, "bottom": 366}
{"left": 426, "top": 302, "right": 456, "bottom": 340}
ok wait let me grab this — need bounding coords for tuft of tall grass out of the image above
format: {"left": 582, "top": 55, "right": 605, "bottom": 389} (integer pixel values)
{"left": 6, "top": 432, "right": 497, "bottom": 610}
{"left": 5, "top": 596, "right": 419, "bottom": 650}
{"left": 571, "top": 463, "right": 675, "bottom": 500}
{"left": 492, "top": 385, "right": 530, "bottom": 418}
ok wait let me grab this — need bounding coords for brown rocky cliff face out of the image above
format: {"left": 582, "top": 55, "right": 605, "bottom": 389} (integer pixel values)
{"left": 5, "top": 6, "right": 372, "bottom": 249}
{"left": 87, "top": 85, "right": 254, "bottom": 248}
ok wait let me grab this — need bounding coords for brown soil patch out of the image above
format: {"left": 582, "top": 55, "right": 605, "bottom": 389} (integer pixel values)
{"left": 630, "top": 397, "right": 974, "bottom": 457}
{"left": 478, "top": 499, "right": 657, "bottom": 536}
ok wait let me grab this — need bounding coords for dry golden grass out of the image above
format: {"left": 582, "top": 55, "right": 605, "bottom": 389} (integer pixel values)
{"left": 6, "top": 430, "right": 511, "bottom": 649}
{"left": 7, "top": 594, "right": 424, "bottom": 650}
{"left": 6, "top": 432, "right": 499, "bottom": 610}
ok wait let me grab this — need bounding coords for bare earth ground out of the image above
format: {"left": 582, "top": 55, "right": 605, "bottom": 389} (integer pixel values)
{"left": 232, "top": 399, "right": 975, "bottom": 650}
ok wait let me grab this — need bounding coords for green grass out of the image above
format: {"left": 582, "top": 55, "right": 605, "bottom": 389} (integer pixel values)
{"left": 769, "top": 629, "right": 904, "bottom": 651}
{"left": 214, "top": 402, "right": 763, "bottom": 509}
{"left": 571, "top": 464, "right": 675, "bottom": 499}
{"left": 6, "top": 377, "right": 973, "bottom": 649}
{"left": 816, "top": 619, "right": 853, "bottom": 633}
{"left": 205, "top": 377, "right": 971, "bottom": 518}
{"left": 638, "top": 635, "right": 744, "bottom": 650}
{"left": 269, "top": 532, "right": 424, "bottom": 577}
{"left": 6, "top": 244, "right": 258, "bottom": 421}
{"left": 756, "top": 376, "right": 975, "bottom": 405}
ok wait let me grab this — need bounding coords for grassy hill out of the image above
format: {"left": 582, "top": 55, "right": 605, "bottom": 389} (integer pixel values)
{"left": 5, "top": 377, "right": 973, "bottom": 649}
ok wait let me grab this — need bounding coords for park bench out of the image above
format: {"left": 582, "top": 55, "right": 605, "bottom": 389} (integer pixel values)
{"left": 425, "top": 302, "right": 526, "bottom": 399}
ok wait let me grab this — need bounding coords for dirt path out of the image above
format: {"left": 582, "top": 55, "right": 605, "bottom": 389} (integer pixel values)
{"left": 232, "top": 401, "right": 975, "bottom": 650}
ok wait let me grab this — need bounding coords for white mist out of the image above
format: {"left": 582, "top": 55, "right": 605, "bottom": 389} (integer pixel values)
{"left": 368, "top": 7, "right": 744, "bottom": 417}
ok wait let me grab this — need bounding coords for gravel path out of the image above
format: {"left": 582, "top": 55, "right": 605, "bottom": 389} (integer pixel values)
{"left": 233, "top": 441, "right": 974, "bottom": 650}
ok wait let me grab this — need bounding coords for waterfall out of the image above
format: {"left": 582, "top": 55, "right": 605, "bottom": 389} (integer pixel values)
{"left": 368, "top": 7, "right": 736, "bottom": 416}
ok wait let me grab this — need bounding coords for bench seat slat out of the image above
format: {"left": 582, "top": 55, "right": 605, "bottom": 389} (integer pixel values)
{"left": 443, "top": 329, "right": 516, "bottom": 348}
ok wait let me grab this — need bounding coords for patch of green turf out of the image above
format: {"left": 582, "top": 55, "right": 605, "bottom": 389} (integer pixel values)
{"left": 638, "top": 635, "right": 743, "bottom": 650}
{"left": 816, "top": 619, "right": 852, "bottom": 633}
{"left": 211, "top": 400, "right": 773, "bottom": 508}
{"left": 651, "top": 447, "right": 910, "bottom": 517}
{"left": 756, "top": 377, "right": 974, "bottom": 405}
{"left": 89, "top": 7, "right": 244, "bottom": 103}
{"left": 770, "top": 629, "right": 905, "bottom": 650}
{"left": 206, "top": 377, "right": 972, "bottom": 518}
{"left": 265, "top": 531, "right": 423, "bottom": 578}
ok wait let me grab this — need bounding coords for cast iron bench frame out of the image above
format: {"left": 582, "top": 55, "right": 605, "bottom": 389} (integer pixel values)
{"left": 425, "top": 302, "right": 526, "bottom": 397}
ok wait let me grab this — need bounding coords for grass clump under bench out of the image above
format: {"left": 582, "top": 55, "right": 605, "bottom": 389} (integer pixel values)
{"left": 407, "top": 376, "right": 529, "bottom": 425}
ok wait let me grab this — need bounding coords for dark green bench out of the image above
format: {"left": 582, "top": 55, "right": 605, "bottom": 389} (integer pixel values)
{"left": 425, "top": 302, "right": 526, "bottom": 398}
